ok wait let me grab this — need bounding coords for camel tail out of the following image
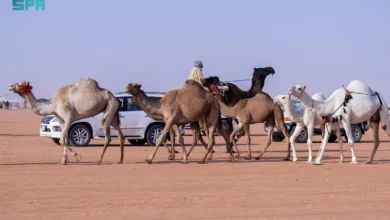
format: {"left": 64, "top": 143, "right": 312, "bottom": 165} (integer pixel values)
{"left": 378, "top": 95, "right": 390, "bottom": 134}
{"left": 114, "top": 98, "right": 121, "bottom": 127}
{"left": 274, "top": 102, "right": 290, "bottom": 139}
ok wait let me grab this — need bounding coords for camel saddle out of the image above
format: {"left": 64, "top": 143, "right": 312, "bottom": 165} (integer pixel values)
{"left": 216, "top": 82, "right": 229, "bottom": 92}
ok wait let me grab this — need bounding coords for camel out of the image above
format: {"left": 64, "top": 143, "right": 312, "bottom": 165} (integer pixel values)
{"left": 213, "top": 91, "right": 291, "bottom": 160}
{"left": 273, "top": 94, "right": 344, "bottom": 163}
{"left": 125, "top": 84, "right": 215, "bottom": 160}
{"left": 204, "top": 67, "right": 275, "bottom": 134}
{"left": 288, "top": 80, "right": 390, "bottom": 164}
{"left": 8, "top": 79, "right": 125, "bottom": 165}
{"left": 126, "top": 80, "right": 234, "bottom": 164}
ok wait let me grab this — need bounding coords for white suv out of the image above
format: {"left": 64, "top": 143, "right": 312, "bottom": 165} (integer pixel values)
{"left": 40, "top": 92, "right": 185, "bottom": 147}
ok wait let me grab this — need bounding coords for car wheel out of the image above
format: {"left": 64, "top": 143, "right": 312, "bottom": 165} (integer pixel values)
{"left": 69, "top": 124, "right": 91, "bottom": 147}
{"left": 351, "top": 124, "right": 363, "bottom": 142}
{"left": 146, "top": 124, "right": 164, "bottom": 146}
{"left": 221, "top": 119, "right": 233, "bottom": 134}
{"left": 51, "top": 138, "right": 61, "bottom": 145}
{"left": 328, "top": 134, "right": 338, "bottom": 143}
{"left": 128, "top": 139, "right": 146, "bottom": 146}
{"left": 272, "top": 134, "right": 285, "bottom": 142}
{"left": 290, "top": 126, "right": 308, "bottom": 143}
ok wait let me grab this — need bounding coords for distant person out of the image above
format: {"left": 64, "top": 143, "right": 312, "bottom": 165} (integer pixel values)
{"left": 188, "top": 60, "right": 208, "bottom": 90}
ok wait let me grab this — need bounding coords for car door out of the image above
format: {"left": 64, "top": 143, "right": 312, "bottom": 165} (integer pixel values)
{"left": 95, "top": 97, "right": 127, "bottom": 137}
{"left": 120, "top": 96, "right": 147, "bottom": 137}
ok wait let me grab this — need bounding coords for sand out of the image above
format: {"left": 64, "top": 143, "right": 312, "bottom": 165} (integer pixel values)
{"left": 1, "top": 110, "right": 390, "bottom": 220}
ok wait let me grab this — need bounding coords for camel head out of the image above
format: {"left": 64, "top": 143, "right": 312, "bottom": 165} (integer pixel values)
{"left": 273, "top": 95, "right": 290, "bottom": 106}
{"left": 253, "top": 67, "right": 275, "bottom": 78}
{"left": 8, "top": 81, "right": 33, "bottom": 95}
{"left": 126, "top": 83, "right": 145, "bottom": 99}
{"left": 288, "top": 85, "right": 306, "bottom": 98}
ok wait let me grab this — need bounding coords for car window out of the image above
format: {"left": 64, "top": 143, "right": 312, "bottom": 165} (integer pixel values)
{"left": 120, "top": 97, "right": 143, "bottom": 111}
{"left": 292, "top": 100, "right": 301, "bottom": 110}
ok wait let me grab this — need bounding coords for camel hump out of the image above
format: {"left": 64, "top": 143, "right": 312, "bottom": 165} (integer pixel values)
{"left": 347, "top": 80, "right": 374, "bottom": 94}
{"left": 185, "top": 79, "right": 202, "bottom": 87}
{"left": 76, "top": 78, "right": 101, "bottom": 88}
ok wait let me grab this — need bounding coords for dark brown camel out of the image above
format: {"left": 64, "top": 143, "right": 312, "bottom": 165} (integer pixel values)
{"left": 203, "top": 67, "right": 275, "bottom": 142}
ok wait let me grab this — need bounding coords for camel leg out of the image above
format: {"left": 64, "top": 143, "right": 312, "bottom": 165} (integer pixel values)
{"left": 145, "top": 120, "right": 173, "bottom": 164}
{"left": 333, "top": 123, "right": 344, "bottom": 163}
{"left": 186, "top": 123, "right": 200, "bottom": 159}
{"left": 256, "top": 124, "right": 273, "bottom": 161}
{"left": 306, "top": 125, "right": 314, "bottom": 163}
{"left": 198, "top": 125, "right": 218, "bottom": 164}
{"left": 167, "top": 128, "right": 176, "bottom": 160}
{"left": 342, "top": 121, "right": 358, "bottom": 164}
{"left": 290, "top": 123, "right": 304, "bottom": 162}
{"left": 230, "top": 123, "right": 244, "bottom": 158}
{"left": 313, "top": 122, "right": 332, "bottom": 165}
{"left": 279, "top": 124, "right": 291, "bottom": 161}
{"left": 366, "top": 119, "right": 380, "bottom": 164}
{"left": 172, "top": 125, "right": 188, "bottom": 164}
{"left": 217, "top": 123, "right": 234, "bottom": 157}
{"left": 96, "top": 125, "right": 112, "bottom": 165}
{"left": 243, "top": 123, "right": 252, "bottom": 160}
{"left": 111, "top": 116, "right": 125, "bottom": 164}
{"left": 59, "top": 120, "right": 80, "bottom": 165}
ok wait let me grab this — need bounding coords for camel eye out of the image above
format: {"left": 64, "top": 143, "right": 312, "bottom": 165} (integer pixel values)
{"left": 298, "top": 88, "right": 302, "bottom": 91}
{"left": 282, "top": 97, "right": 285, "bottom": 99}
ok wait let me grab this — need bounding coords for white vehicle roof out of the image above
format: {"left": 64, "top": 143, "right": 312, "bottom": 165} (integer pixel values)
{"left": 114, "top": 91, "right": 166, "bottom": 98}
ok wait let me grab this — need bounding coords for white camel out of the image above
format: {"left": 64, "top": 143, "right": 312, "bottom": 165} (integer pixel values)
{"left": 274, "top": 94, "right": 344, "bottom": 163}
{"left": 288, "top": 80, "right": 390, "bottom": 164}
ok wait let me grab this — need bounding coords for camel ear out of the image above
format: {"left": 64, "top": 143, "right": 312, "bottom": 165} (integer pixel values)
{"left": 27, "top": 81, "right": 30, "bottom": 86}
{"left": 303, "top": 85, "right": 306, "bottom": 90}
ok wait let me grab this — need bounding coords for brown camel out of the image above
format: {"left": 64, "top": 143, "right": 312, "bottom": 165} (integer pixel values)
{"left": 126, "top": 80, "right": 234, "bottom": 164}
{"left": 125, "top": 84, "right": 214, "bottom": 160}
{"left": 213, "top": 91, "right": 291, "bottom": 160}
{"left": 204, "top": 67, "right": 275, "bottom": 138}
{"left": 8, "top": 79, "right": 125, "bottom": 165}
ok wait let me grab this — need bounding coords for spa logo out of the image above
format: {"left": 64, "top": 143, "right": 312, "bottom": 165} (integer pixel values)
{"left": 13, "top": 0, "right": 45, "bottom": 11}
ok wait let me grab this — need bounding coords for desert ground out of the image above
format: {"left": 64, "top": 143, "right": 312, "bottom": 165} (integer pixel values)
{"left": 1, "top": 110, "right": 390, "bottom": 220}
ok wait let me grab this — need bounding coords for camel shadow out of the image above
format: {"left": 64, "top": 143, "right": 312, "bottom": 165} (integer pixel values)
{"left": 0, "top": 134, "right": 37, "bottom": 137}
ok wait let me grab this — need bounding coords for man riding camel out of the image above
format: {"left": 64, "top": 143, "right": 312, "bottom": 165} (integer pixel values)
{"left": 188, "top": 60, "right": 209, "bottom": 91}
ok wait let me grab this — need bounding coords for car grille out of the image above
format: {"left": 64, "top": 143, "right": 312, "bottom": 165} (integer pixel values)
{"left": 41, "top": 116, "right": 55, "bottom": 124}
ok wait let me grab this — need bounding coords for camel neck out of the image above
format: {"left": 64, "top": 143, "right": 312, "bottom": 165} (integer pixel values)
{"left": 133, "top": 93, "right": 164, "bottom": 120}
{"left": 249, "top": 79, "right": 264, "bottom": 96}
{"left": 298, "top": 91, "right": 332, "bottom": 116}
{"left": 22, "top": 93, "right": 55, "bottom": 115}
{"left": 216, "top": 98, "right": 237, "bottom": 118}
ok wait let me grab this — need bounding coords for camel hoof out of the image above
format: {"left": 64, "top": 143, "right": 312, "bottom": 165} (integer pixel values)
{"left": 255, "top": 157, "right": 261, "bottom": 161}
{"left": 96, "top": 160, "right": 102, "bottom": 165}
{"left": 174, "top": 150, "right": 179, "bottom": 153}
{"left": 145, "top": 159, "right": 152, "bottom": 164}
{"left": 74, "top": 153, "right": 81, "bottom": 162}
{"left": 350, "top": 161, "right": 358, "bottom": 165}
{"left": 306, "top": 160, "right": 313, "bottom": 164}
{"left": 60, "top": 160, "right": 68, "bottom": 165}
{"left": 284, "top": 157, "right": 291, "bottom": 161}
{"left": 117, "top": 161, "right": 123, "bottom": 164}
{"left": 180, "top": 160, "right": 188, "bottom": 164}
{"left": 313, "top": 161, "right": 323, "bottom": 165}
{"left": 197, "top": 161, "right": 206, "bottom": 164}
{"left": 293, "top": 158, "right": 298, "bottom": 162}
{"left": 227, "top": 150, "right": 236, "bottom": 153}
{"left": 244, "top": 156, "right": 251, "bottom": 160}
{"left": 168, "top": 157, "right": 175, "bottom": 161}
{"left": 365, "top": 160, "right": 373, "bottom": 164}
{"left": 339, "top": 160, "right": 344, "bottom": 163}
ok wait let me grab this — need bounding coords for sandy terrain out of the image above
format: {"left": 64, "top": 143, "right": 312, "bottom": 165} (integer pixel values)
{"left": 1, "top": 110, "right": 390, "bottom": 220}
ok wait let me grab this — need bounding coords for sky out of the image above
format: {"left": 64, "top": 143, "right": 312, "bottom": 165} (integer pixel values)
{"left": 1, "top": 0, "right": 389, "bottom": 103}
